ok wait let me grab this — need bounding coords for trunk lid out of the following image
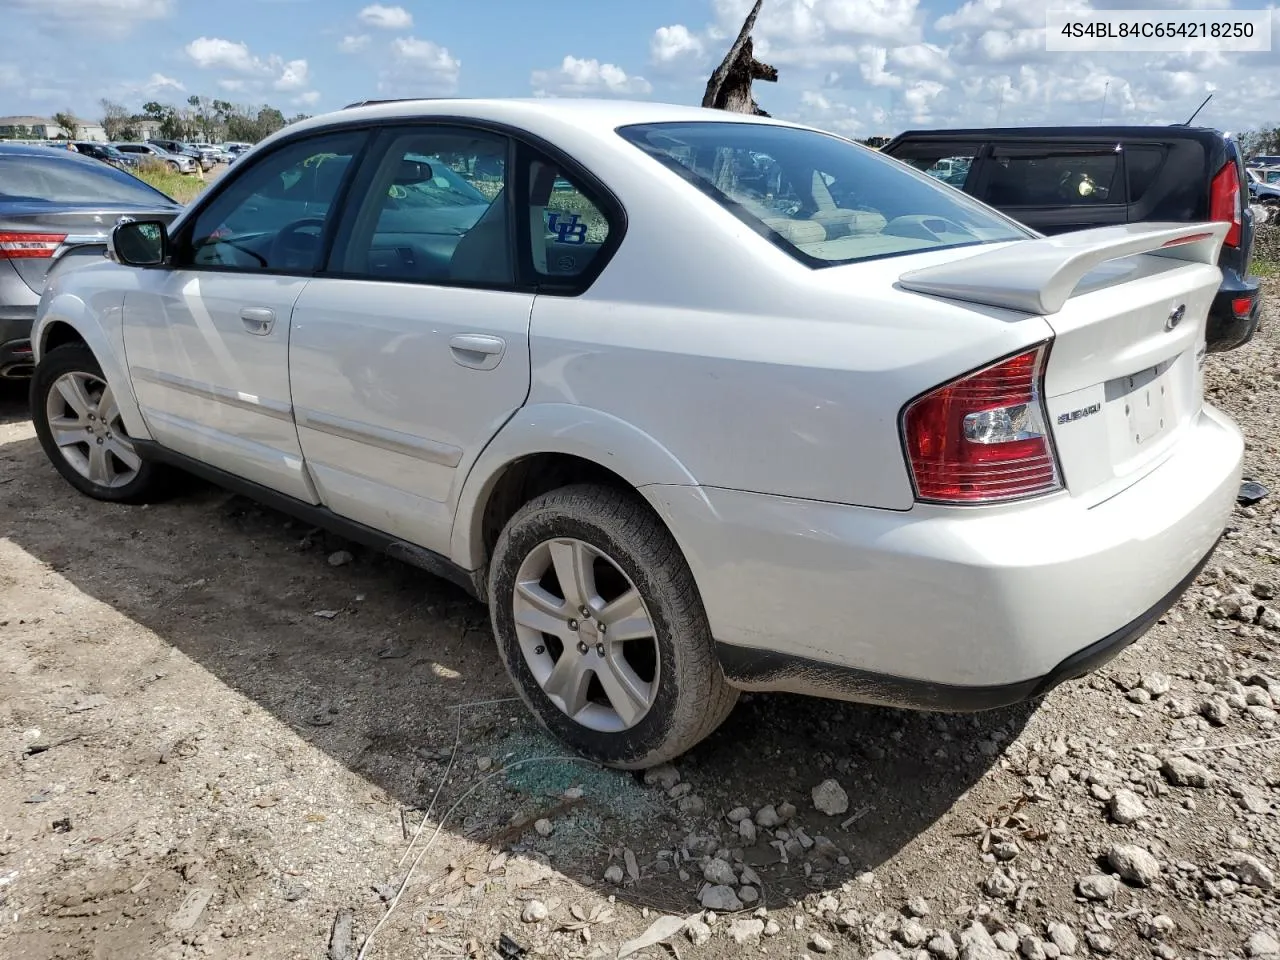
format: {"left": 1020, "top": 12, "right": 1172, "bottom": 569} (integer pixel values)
{"left": 899, "top": 222, "right": 1229, "bottom": 505}
{"left": 0, "top": 203, "right": 180, "bottom": 295}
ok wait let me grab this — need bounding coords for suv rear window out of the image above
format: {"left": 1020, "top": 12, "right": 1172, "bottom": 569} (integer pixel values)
{"left": 984, "top": 147, "right": 1124, "bottom": 207}
{"left": 617, "top": 122, "right": 1029, "bottom": 268}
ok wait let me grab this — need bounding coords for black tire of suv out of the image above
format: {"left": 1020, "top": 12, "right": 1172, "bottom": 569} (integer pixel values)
{"left": 488, "top": 483, "right": 739, "bottom": 770}
{"left": 30, "top": 344, "right": 169, "bottom": 504}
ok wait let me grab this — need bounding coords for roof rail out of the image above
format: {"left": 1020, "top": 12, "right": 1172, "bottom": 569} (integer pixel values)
{"left": 341, "top": 98, "right": 433, "bottom": 109}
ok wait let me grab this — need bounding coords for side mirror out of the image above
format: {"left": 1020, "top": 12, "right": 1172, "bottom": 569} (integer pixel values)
{"left": 109, "top": 219, "right": 168, "bottom": 267}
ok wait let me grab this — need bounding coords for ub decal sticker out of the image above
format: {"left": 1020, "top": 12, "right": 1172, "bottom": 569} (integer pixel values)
{"left": 546, "top": 211, "right": 587, "bottom": 245}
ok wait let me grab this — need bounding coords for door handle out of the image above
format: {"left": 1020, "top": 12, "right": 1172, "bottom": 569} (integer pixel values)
{"left": 240, "top": 306, "right": 275, "bottom": 335}
{"left": 449, "top": 334, "right": 506, "bottom": 370}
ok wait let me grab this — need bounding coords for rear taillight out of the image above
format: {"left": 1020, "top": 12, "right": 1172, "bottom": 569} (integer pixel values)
{"left": 1210, "top": 162, "right": 1242, "bottom": 248}
{"left": 903, "top": 343, "right": 1061, "bottom": 504}
{"left": 0, "top": 232, "right": 67, "bottom": 259}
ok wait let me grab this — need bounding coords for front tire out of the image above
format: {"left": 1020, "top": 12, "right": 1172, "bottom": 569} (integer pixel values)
{"left": 30, "top": 344, "right": 167, "bottom": 503}
{"left": 488, "top": 484, "right": 738, "bottom": 769}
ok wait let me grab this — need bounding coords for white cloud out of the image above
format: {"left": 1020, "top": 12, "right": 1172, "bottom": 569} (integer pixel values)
{"left": 294, "top": 90, "right": 321, "bottom": 107}
{"left": 859, "top": 47, "right": 902, "bottom": 87}
{"left": 185, "top": 37, "right": 260, "bottom": 74}
{"left": 708, "top": 0, "right": 925, "bottom": 63}
{"left": 378, "top": 37, "right": 462, "bottom": 96}
{"left": 340, "top": 34, "right": 371, "bottom": 53}
{"left": 531, "top": 56, "right": 653, "bottom": 98}
{"left": 185, "top": 37, "right": 314, "bottom": 99}
{"left": 274, "top": 59, "right": 310, "bottom": 91}
{"left": 359, "top": 4, "right": 413, "bottom": 29}
{"left": 651, "top": 24, "right": 705, "bottom": 64}
{"left": 144, "top": 72, "right": 185, "bottom": 95}
{"left": 9, "top": 0, "right": 172, "bottom": 34}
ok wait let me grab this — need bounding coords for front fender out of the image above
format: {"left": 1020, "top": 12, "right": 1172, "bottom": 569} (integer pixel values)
{"left": 449, "top": 403, "right": 699, "bottom": 570}
{"left": 33, "top": 273, "right": 151, "bottom": 442}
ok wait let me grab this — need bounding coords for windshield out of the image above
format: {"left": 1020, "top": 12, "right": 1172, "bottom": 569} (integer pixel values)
{"left": 617, "top": 121, "right": 1031, "bottom": 267}
{"left": 0, "top": 153, "right": 177, "bottom": 205}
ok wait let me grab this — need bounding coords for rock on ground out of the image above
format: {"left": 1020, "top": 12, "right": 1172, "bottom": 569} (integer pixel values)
{"left": 1107, "top": 844, "right": 1162, "bottom": 886}
{"left": 811, "top": 778, "right": 849, "bottom": 816}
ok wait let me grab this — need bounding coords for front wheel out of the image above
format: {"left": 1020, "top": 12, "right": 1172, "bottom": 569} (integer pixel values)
{"left": 30, "top": 344, "right": 168, "bottom": 503}
{"left": 488, "top": 484, "right": 738, "bottom": 769}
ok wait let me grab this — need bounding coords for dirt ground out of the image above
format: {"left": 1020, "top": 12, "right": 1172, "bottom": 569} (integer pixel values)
{"left": 2, "top": 286, "right": 1279, "bottom": 960}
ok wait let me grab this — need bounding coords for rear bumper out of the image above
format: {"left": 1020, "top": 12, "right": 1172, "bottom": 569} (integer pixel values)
{"left": 716, "top": 540, "right": 1217, "bottom": 711}
{"left": 1206, "top": 273, "right": 1262, "bottom": 353}
{"left": 653, "top": 404, "right": 1242, "bottom": 708}
{"left": 0, "top": 307, "right": 36, "bottom": 378}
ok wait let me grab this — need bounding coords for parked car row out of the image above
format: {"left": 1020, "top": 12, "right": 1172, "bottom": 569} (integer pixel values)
{"left": 1247, "top": 165, "right": 1280, "bottom": 205}
{"left": 35, "top": 138, "right": 256, "bottom": 174}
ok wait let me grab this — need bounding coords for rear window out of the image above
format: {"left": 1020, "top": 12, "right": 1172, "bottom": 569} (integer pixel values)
{"left": 984, "top": 147, "right": 1124, "bottom": 207}
{"left": 617, "top": 121, "right": 1029, "bottom": 268}
{"left": 0, "top": 153, "right": 176, "bottom": 204}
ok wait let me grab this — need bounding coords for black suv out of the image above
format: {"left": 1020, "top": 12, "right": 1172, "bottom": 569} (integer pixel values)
{"left": 881, "top": 126, "right": 1261, "bottom": 353}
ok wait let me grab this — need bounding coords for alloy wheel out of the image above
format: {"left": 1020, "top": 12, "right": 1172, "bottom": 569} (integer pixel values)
{"left": 512, "top": 537, "right": 660, "bottom": 733}
{"left": 45, "top": 371, "right": 141, "bottom": 489}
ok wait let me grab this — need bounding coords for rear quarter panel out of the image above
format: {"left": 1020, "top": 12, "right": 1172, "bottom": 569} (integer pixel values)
{"left": 517, "top": 133, "right": 1056, "bottom": 512}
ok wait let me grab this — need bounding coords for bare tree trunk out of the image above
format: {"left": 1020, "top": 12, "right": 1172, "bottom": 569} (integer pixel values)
{"left": 702, "top": 0, "right": 778, "bottom": 116}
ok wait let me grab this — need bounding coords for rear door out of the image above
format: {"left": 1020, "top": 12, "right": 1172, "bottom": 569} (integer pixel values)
{"left": 287, "top": 124, "right": 534, "bottom": 556}
{"left": 971, "top": 142, "right": 1129, "bottom": 235}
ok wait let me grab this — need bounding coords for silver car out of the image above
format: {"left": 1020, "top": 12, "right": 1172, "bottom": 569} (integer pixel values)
{"left": 111, "top": 142, "right": 195, "bottom": 174}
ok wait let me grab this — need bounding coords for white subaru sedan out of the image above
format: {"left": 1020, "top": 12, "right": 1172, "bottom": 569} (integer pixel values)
{"left": 29, "top": 99, "right": 1242, "bottom": 768}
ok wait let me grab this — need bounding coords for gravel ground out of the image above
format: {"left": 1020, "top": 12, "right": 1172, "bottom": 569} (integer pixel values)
{"left": 1, "top": 281, "right": 1279, "bottom": 960}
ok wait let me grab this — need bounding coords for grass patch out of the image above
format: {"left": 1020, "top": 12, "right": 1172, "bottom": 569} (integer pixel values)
{"left": 1252, "top": 258, "right": 1280, "bottom": 280}
{"left": 132, "top": 161, "right": 209, "bottom": 204}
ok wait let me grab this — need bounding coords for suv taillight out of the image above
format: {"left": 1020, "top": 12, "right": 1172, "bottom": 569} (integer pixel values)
{"left": 0, "top": 232, "right": 66, "bottom": 259}
{"left": 1210, "top": 161, "right": 1242, "bottom": 248}
{"left": 903, "top": 343, "right": 1061, "bottom": 504}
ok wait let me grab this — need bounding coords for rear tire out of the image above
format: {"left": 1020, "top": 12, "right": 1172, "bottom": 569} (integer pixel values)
{"left": 488, "top": 483, "right": 738, "bottom": 769}
{"left": 30, "top": 344, "right": 169, "bottom": 504}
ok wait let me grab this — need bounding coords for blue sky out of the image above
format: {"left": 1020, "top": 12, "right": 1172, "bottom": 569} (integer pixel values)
{"left": 3, "top": 0, "right": 1279, "bottom": 136}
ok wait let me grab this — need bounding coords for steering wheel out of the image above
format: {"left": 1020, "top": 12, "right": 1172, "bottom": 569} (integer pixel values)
{"left": 270, "top": 217, "right": 326, "bottom": 270}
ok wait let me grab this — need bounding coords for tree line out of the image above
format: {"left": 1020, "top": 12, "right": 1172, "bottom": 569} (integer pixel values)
{"left": 1238, "top": 127, "right": 1280, "bottom": 160}
{"left": 108, "top": 96, "right": 311, "bottom": 143}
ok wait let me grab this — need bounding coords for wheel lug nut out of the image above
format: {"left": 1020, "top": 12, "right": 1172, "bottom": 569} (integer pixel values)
{"left": 534, "top": 645, "right": 545, "bottom": 655}
{"left": 568, "top": 619, "right": 578, "bottom": 631}
{"left": 595, "top": 643, "right": 605, "bottom": 657}
{"left": 95, "top": 438, "right": 104, "bottom": 445}
{"left": 580, "top": 605, "right": 590, "bottom": 618}
{"left": 576, "top": 641, "right": 589, "bottom": 655}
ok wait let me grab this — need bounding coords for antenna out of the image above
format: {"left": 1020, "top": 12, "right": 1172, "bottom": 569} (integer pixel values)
{"left": 1178, "top": 93, "right": 1213, "bottom": 126}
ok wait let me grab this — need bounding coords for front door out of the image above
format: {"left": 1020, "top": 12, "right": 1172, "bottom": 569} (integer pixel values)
{"left": 122, "top": 130, "right": 368, "bottom": 501}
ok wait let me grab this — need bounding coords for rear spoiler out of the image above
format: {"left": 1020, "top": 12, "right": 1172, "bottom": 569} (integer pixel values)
{"left": 898, "top": 222, "right": 1229, "bottom": 315}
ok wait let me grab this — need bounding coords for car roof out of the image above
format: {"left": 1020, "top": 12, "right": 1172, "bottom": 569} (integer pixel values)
{"left": 284, "top": 97, "right": 813, "bottom": 146}
{"left": 885, "top": 125, "right": 1226, "bottom": 146}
